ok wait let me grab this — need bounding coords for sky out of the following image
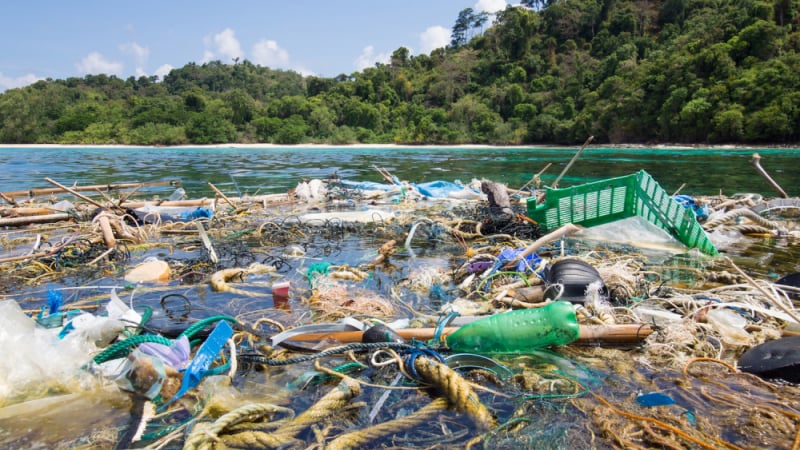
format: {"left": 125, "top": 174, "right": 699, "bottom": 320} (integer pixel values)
{"left": 0, "top": 0, "right": 510, "bottom": 92}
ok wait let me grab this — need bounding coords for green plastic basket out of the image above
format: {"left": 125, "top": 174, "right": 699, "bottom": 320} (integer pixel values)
{"left": 526, "top": 170, "right": 718, "bottom": 256}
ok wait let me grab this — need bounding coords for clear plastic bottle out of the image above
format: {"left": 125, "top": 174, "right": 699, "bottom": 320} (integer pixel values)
{"left": 446, "top": 301, "right": 579, "bottom": 354}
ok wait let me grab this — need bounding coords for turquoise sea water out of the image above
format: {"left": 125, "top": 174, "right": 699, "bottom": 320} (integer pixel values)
{"left": 1, "top": 145, "right": 798, "bottom": 198}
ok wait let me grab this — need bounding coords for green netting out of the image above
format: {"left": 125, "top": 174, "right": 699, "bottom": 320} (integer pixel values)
{"left": 526, "top": 170, "right": 718, "bottom": 256}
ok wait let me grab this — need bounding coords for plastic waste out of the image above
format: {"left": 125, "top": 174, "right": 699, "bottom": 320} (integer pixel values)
{"left": 739, "top": 336, "right": 800, "bottom": 383}
{"left": 272, "top": 280, "right": 291, "bottom": 309}
{"left": 167, "top": 187, "right": 186, "bottom": 201}
{"left": 637, "top": 392, "right": 676, "bottom": 407}
{"left": 545, "top": 258, "right": 607, "bottom": 304}
{"left": 138, "top": 335, "right": 191, "bottom": 369}
{"left": 112, "top": 350, "right": 170, "bottom": 400}
{"left": 496, "top": 248, "right": 542, "bottom": 274}
{"left": 0, "top": 301, "right": 93, "bottom": 400}
{"left": 673, "top": 194, "right": 709, "bottom": 221}
{"left": 706, "top": 308, "right": 751, "bottom": 346}
{"left": 776, "top": 273, "right": 800, "bottom": 300}
{"left": 159, "top": 320, "right": 234, "bottom": 410}
{"left": 632, "top": 306, "right": 683, "bottom": 327}
{"left": 124, "top": 257, "right": 171, "bottom": 283}
{"left": 445, "top": 301, "right": 579, "bottom": 354}
{"left": 362, "top": 324, "right": 405, "bottom": 344}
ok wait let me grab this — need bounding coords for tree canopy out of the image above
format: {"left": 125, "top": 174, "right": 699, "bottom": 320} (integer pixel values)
{"left": 2, "top": 0, "right": 799, "bottom": 146}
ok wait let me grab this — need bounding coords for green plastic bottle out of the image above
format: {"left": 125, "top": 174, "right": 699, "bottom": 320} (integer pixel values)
{"left": 446, "top": 301, "right": 579, "bottom": 354}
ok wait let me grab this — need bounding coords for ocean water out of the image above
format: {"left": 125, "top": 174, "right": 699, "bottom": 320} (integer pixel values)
{"left": 1, "top": 145, "right": 798, "bottom": 198}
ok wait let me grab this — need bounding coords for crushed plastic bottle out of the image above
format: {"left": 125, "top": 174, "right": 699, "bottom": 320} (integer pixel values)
{"left": 167, "top": 187, "right": 186, "bottom": 201}
{"left": 446, "top": 300, "right": 579, "bottom": 354}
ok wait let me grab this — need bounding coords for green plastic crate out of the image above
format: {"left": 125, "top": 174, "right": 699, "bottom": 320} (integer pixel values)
{"left": 526, "top": 170, "right": 718, "bottom": 256}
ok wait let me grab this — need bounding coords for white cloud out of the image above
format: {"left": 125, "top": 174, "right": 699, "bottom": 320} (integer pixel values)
{"left": 475, "top": 0, "right": 507, "bottom": 13}
{"left": 419, "top": 26, "right": 451, "bottom": 54}
{"left": 154, "top": 64, "right": 174, "bottom": 80}
{"left": 120, "top": 42, "right": 150, "bottom": 77}
{"left": 252, "top": 39, "right": 290, "bottom": 68}
{"left": 0, "top": 72, "right": 41, "bottom": 91}
{"left": 203, "top": 28, "right": 244, "bottom": 63}
{"left": 354, "top": 45, "right": 390, "bottom": 71}
{"left": 75, "top": 52, "right": 123, "bottom": 76}
{"left": 120, "top": 42, "right": 149, "bottom": 66}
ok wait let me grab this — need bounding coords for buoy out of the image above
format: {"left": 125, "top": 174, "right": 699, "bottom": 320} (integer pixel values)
{"left": 125, "top": 258, "right": 171, "bottom": 283}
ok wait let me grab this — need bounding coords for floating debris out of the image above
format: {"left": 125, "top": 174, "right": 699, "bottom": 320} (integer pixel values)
{"left": 1, "top": 166, "right": 800, "bottom": 449}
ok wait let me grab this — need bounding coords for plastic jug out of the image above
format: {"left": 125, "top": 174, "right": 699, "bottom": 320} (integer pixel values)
{"left": 446, "top": 301, "right": 579, "bottom": 354}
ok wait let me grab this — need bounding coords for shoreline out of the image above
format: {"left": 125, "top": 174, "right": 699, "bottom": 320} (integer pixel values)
{"left": 0, "top": 142, "right": 795, "bottom": 150}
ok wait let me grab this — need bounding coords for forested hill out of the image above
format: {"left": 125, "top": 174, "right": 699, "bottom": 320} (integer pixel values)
{"left": 1, "top": 0, "right": 799, "bottom": 146}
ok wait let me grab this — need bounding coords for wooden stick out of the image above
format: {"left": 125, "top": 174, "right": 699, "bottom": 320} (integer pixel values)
{"left": 208, "top": 182, "right": 237, "bottom": 210}
{"left": 0, "top": 234, "right": 79, "bottom": 264}
{"left": 0, "top": 192, "right": 17, "bottom": 205}
{"left": 552, "top": 135, "right": 594, "bottom": 189}
{"left": 750, "top": 153, "right": 789, "bottom": 198}
{"left": 120, "top": 198, "right": 215, "bottom": 209}
{"left": 725, "top": 256, "right": 800, "bottom": 324}
{"left": 503, "top": 223, "right": 580, "bottom": 269}
{"left": 0, "top": 213, "right": 71, "bottom": 227}
{"left": 97, "top": 214, "right": 116, "bottom": 249}
{"left": 44, "top": 177, "right": 105, "bottom": 208}
{"left": 285, "top": 323, "right": 654, "bottom": 345}
{"left": 1, "top": 207, "right": 56, "bottom": 217}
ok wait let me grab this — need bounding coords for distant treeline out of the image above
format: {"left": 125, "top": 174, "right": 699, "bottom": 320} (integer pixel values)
{"left": 1, "top": 0, "right": 799, "bottom": 146}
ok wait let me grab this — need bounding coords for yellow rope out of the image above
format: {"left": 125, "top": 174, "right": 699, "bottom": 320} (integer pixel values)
{"left": 218, "top": 378, "right": 361, "bottom": 449}
{"left": 412, "top": 356, "right": 497, "bottom": 430}
{"left": 183, "top": 403, "right": 294, "bottom": 450}
{"left": 325, "top": 397, "right": 448, "bottom": 450}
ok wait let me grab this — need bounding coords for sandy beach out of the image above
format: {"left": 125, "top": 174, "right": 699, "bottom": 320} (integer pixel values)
{"left": 0, "top": 142, "right": 783, "bottom": 150}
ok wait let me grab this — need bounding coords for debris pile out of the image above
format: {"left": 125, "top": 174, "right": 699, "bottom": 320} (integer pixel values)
{"left": 1, "top": 166, "right": 800, "bottom": 449}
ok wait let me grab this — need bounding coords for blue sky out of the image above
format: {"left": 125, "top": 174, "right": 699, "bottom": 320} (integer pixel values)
{"left": 0, "top": 0, "right": 509, "bottom": 92}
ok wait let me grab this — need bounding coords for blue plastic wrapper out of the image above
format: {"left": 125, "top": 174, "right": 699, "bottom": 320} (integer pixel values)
{"left": 496, "top": 248, "right": 542, "bottom": 274}
{"left": 673, "top": 194, "right": 709, "bottom": 221}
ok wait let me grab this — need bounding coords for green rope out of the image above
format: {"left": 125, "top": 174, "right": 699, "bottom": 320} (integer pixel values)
{"left": 179, "top": 315, "right": 238, "bottom": 340}
{"left": 92, "top": 334, "right": 173, "bottom": 364}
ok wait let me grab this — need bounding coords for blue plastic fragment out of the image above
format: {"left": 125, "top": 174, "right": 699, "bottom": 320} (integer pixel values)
{"left": 47, "top": 287, "right": 63, "bottom": 314}
{"left": 179, "top": 207, "right": 214, "bottom": 221}
{"left": 673, "top": 194, "right": 709, "bottom": 221}
{"left": 636, "top": 391, "right": 676, "bottom": 407}
{"left": 158, "top": 320, "right": 233, "bottom": 410}
{"left": 496, "top": 248, "right": 542, "bottom": 274}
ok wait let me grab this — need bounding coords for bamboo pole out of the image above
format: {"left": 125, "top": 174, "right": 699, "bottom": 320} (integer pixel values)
{"left": 208, "top": 182, "right": 237, "bottom": 210}
{"left": 551, "top": 135, "right": 594, "bottom": 189}
{"left": 0, "top": 180, "right": 180, "bottom": 200}
{"left": 284, "top": 323, "right": 654, "bottom": 345}
{"left": 750, "top": 153, "right": 789, "bottom": 198}
{"left": 1, "top": 207, "right": 57, "bottom": 217}
{"left": 98, "top": 215, "right": 116, "bottom": 249}
{"left": 44, "top": 178, "right": 105, "bottom": 208}
{"left": 0, "top": 213, "right": 72, "bottom": 227}
{"left": 120, "top": 198, "right": 215, "bottom": 209}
